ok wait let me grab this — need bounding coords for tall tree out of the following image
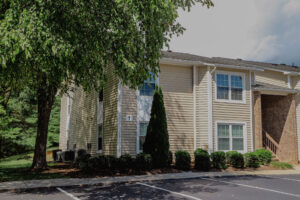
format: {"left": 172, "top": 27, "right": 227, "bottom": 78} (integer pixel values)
{"left": 0, "top": 0, "right": 213, "bottom": 169}
{"left": 143, "top": 87, "right": 169, "bottom": 168}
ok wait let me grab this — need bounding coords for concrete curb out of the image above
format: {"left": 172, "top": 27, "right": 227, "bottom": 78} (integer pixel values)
{"left": 1, "top": 169, "right": 300, "bottom": 192}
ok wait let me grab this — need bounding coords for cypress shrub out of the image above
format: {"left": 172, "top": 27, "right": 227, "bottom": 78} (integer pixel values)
{"left": 211, "top": 151, "right": 226, "bottom": 169}
{"left": 175, "top": 150, "right": 191, "bottom": 170}
{"left": 194, "top": 148, "right": 210, "bottom": 171}
{"left": 143, "top": 86, "right": 169, "bottom": 168}
{"left": 255, "top": 148, "right": 272, "bottom": 165}
{"left": 167, "top": 151, "right": 173, "bottom": 167}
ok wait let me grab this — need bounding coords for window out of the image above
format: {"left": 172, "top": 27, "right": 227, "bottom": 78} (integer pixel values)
{"left": 216, "top": 72, "right": 244, "bottom": 102}
{"left": 140, "top": 75, "right": 155, "bottom": 96}
{"left": 98, "top": 124, "right": 103, "bottom": 151}
{"left": 139, "top": 122, "right": 148, "bottom": 151}
{"left": 217, "top": 123, "right": 245, "bottom": 151}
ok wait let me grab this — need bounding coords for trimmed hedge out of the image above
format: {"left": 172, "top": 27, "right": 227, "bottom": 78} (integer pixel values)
{"left": 87, "top": 155, "right": 107, "bottom": 171}
{"left": 118, "top": 154, "right": 134, "bottom": 172}
{"left": 244, "top": 152, "right": 260, "bottom": 168}
{"left": 211, "top": 151, "right": 226, "bottom": 169}
{"left": 225, "top": 151, "right": 238, "bottom": 163}
{"left": 78, "top": 153, "right": 91, "bottom": 170}
{"left": 255, "top": 148, "right": 272, "bottom": 165}
{"left": 229, "top": 152, "right": 244, "bottom": 168}
{"left": 194, "top": 148, "right": 210, "bottom": 171}
{"left": 175, "top": 150, "right": 191, "bottom": 170}
{"left": 135, "top": 153, "right": 152, "bottom": 171}
{"left": 106, "top": 155, "right": 119, "bottom": 170}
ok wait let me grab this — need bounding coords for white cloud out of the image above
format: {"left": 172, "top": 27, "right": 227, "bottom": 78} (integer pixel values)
{"left": 169, "top": 0, "right": 300, "bottom": 65}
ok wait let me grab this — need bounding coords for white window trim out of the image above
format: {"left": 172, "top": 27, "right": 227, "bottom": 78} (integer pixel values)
{"left": 137, "top": 121, "right": 149, "bottom": 153}
{"left": 96, "top": 124, "right": 104, "bottom": 154}
{"left": 215, "top": 70, "right": 246, "bottom": 104}
{"left": 215, "top": 121, "right": 247, "bottom": 153}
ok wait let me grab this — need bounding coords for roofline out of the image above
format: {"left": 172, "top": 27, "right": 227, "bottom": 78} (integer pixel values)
{"left": 160, "top": 57, "right": 300, "bottom": 75}
{"left": 160, "top": 57, "right": 264, "bottom": 72}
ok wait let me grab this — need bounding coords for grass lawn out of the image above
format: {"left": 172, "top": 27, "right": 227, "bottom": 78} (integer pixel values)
{"left": 0, "top": 147, "right": 69, "bottom": 182}
{"left": 270, "top": 161, "right": 293, "bottom": 169}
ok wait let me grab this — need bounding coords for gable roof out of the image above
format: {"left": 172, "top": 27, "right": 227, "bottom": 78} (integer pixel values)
{"left": 162, "top": 51, "right": 300, "bottom": 73}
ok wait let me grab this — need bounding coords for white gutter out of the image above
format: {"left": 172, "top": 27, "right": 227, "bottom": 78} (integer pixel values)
{"left": 160, "top": 58, "right": 264, "bottom": 72}
{"left": 193, "top": 65, "right": 197, "bottom": 150}
{"left": 249, "top": 72, "right": 254, "bottom": 152}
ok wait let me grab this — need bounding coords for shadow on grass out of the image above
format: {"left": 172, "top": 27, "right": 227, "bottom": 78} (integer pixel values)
{"left": 0, "top": 165, "right": 69, "bottom": 182}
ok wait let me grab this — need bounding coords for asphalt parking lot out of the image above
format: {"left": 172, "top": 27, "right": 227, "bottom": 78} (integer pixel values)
{"left": 1, "top": 174, "right": 300, "bottom": 200}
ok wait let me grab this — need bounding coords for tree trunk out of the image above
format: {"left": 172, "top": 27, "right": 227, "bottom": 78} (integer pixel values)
{"left": 32, "top": 74, "right": 56, "bottom": 170}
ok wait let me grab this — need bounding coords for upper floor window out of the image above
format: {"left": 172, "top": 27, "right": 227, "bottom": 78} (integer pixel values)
{"left": 140, "top": 75, "right": 155, "bottom": 96}
{"left": 216, "top": 72, "right": 245, "bottom": 102}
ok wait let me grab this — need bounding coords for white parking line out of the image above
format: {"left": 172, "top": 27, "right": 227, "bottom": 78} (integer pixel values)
{"left": 201, "top": 177, "right": 300, "bottom": 198}
{"left": 57, "top": 187, "right": 81, "bottom": 200}
{"left": 257, "top": 175, "right": 300, "bottom": 182}
{"left": 137, "top": 183, "right": 203, "bottom": 200}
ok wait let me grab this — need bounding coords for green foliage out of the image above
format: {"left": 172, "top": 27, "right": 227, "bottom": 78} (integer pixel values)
{"left": 143, "top": 87, "right": 169, "bottom": 168}
{"left": 270, "top": 161, "right": 293, "bottom": 169}
{"left": 194, "top": 148, "right": 210, "bottom": 171}
{"left": 0, "top": 89, "right": 60, "bottom": 158}
{"left": 118, "top": 154, "right": 134, "bottom": 172}
{"left": 105, "top": 155, "right": 119, "bottom": 171}
{"left": 225, "top": 151, "right": 238, "bottom": 163}
{"left": 87, "top": 156, "right": 107, "bottom": 172}
{"left": 255, "top": 148, "right": 272, "bottom": 165}
{"left": 135, "top": 153, "right": 152, "bottom": 171}
{"left": 228, "top": 152, "right": 244, "bottom": 168}
{"left": 175, "top": 150, "right": 191, "bottom": 170}
{"left": 244, "top": 152, "right": 260, "bottom": 168}
{"left": 167, "top": 151, "right": 173, "bottom": 167}
{"left": 0, "top": 0, "right": 212, "bottom": 168}
{"left": 211, "top": 151, "right": 226, "bottom": 169}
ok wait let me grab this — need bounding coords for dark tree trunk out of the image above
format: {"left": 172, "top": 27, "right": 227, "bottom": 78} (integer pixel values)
{"left": 31, "top": 73, "right": 56, "bottom": 170}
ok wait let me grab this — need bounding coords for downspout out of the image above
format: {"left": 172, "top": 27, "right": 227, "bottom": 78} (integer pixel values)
{"left": 193, "top": 65, "right": 197, "bottom": 150}
{"left": 250, "top": 72, "right": 254, "bottom": 152}
{"left": 208, "top": 65, "right": 216, "bottom": 153}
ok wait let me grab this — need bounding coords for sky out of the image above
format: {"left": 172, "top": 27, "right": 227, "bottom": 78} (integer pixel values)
{"left": 169, "top": 0, "right": 300, "bottom": 66}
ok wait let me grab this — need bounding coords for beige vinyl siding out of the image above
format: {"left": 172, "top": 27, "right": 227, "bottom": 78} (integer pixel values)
{"left": 197, "top": 66, "right": 209, "bottom": 150}
{"left": 212, "top": 68, "right": 252, "bottom": 152}
{"left": 255, "top": 70, "right": 287, "bottom": 87}
{"left": 68, "top": 86, "right": 98, "bottom": 155}
{"left": 160, "top": 64, "right": 194, "bottom": 156}
{"left": 121, "top": 86, "right": 137, "bottom": 156}
{"left": 293, "top": 76, "right": 300, "bottom": 161}
{"left": 59, "top": 95, "right": 68, "bottom": 151}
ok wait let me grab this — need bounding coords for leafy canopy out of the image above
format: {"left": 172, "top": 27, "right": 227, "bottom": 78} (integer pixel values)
{"left": 0, "top": 0, "right": 213, "bottom": 91}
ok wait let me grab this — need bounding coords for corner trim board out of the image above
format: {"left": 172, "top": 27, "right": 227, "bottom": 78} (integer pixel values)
{"left": 208, "top": 66, "right": 214, "bottom": 153}
{"left": 193, "top": 65, "right": 197, "bottom": 150}
{"left": 117, "top": 81, "right": 122, "bottom": 157}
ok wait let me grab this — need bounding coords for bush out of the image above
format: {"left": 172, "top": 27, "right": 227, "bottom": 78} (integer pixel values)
{"left": 87, "top": 155, "right": 107, "bottom": 171}
{"left": 211, "top": 151, "right": 226, "bottom": 169}
{"left": 61, "top": 150, "right": 75, "bottom": 162}
{"left": 143, "top": 87, "right": 170, "bottom": 168}
{"left": 175, "top": 150, "right": 191, "bottom": 170}
{"left": 74, "top": 149, "right": 87, "bottom": 164}
{"left": 244, "top": 152, "right": 260, "bottom": 168}
{"left": 225, "top": 151, "right": 238, "bottom": 163}
{"left": 229, "top": 152, "right": 244, "bottom": 168}
{"left": 78, "top": 154, "right": 91, "bottom": 170}
{"left": 194, "top": 148, "right": 210, "bottom": 171}
{"left": 52, "top": 149, "right": 62, "bottom": 162}
{"left": 105, "top": 155, "right": 119, "bottom": 171}
{"left": 167, "top": 151, "right": 173, "bottom": 167}
{"left": 255, "top": 148, "right": 272, "bottom": 165}
{"left": 118, "top": 154, "right": 134, "bottom": 172}
{"left": 135, "top": 153, "right": 152, "bottom": 171}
